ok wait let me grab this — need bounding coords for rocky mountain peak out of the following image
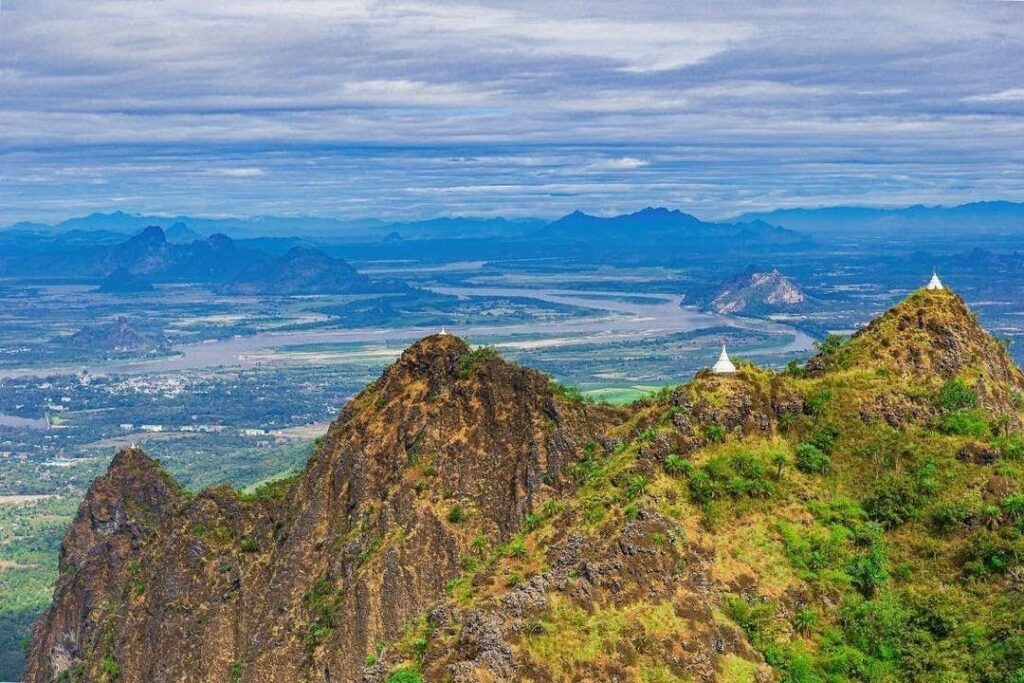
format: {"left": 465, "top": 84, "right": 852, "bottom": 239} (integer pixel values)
{"left": 810, "top": 289, "right": 1024, "bottom": 416}
{"left": 709, "top": 265, "right": 808, "bottom": 314}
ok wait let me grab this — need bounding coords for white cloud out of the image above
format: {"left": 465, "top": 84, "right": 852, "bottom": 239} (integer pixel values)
{"left": 965, "top": 88, "right": 1024, "bottom": 103}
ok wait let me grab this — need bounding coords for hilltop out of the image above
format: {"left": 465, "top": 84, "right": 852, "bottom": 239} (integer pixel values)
{"left": 55, "top": 317, "right": 169, "bottom": 355}
{"left": 25, "top": 286, "right": 1024, "bottom": 683}
{"left": 707, "top": 265, "right": 810, "bottom": 315}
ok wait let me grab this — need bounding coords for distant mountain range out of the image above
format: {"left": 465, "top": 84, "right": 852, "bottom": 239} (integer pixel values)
{"left": 0, "top": 226, "right": 405, "bottom": 295}
{"left": 734, "top": 201, "right": 1024, "bottom": 236}
{"left": 9, "top": 201, "right": 1021, "bottom": 243}
{"left": 542, "top": 207, "right": 804, "bottom": 246}
{"left": 0, "top": 211, "right": 545, "bottom": 241}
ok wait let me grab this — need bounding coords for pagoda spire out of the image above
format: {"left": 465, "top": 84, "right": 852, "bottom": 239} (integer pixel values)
{"left": 926, "top": 270, "right": 944, "bottom": 291}
{"left": 712, "top": 343, "right": 737, "bottom": 374}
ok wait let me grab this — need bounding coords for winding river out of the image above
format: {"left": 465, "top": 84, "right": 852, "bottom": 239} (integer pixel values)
{"left": 0, "top": 287, "right": 814, "bottom": 379}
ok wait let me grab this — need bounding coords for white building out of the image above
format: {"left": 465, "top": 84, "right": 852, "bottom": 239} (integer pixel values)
{"left": 712, "top": 344, "right": 737, "bottom": 374}
{"left": 926, "top": 271, "right": 944, "bottom": 290}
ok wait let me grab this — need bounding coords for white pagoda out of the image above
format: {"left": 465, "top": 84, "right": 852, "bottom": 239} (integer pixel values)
{"left": 439, "top": 326, "right": 449, "bottom": 335}
{"left": 712, "top": 344, "right": 737, "bottom": 374}
{"left": 926, "top": 271, "right": 944, "bottom": 291}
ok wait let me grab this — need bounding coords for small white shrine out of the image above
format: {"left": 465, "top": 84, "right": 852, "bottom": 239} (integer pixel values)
{"left": 712, "top": 344, "right": 737, "bottom": 374}
{"left": 439, "top": 326, "right": 449, "bottom": 335}
{"left": 926, "top": 271, "right": 944, "bottom": 291}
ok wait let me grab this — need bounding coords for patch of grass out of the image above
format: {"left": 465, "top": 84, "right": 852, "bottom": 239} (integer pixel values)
{"left": 456, "top": 346, "right": 500, "bottom": 379}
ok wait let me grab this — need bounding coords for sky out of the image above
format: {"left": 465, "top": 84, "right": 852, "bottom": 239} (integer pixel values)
{"left": 2, "top": 0, "right": 1024, "bottom": 224}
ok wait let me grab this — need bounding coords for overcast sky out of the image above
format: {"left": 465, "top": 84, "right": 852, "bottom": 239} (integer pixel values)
{"left": 2, "top": 0, "right": 1024, "bottom": 224}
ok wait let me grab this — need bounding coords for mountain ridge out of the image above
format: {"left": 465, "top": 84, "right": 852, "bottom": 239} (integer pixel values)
{"left": 25, "top": 287, "right": 1024, "bottom": 682}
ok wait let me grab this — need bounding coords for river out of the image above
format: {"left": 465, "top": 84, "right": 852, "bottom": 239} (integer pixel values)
{"left": 0, "top": 287, "right": 814, "bottom": 379}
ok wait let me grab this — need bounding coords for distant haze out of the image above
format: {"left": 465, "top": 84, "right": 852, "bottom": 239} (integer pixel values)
{"left": 3, "top": 1, "right": 1024, "bottom": 224}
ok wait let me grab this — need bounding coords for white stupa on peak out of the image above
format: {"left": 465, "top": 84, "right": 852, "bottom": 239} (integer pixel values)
{"left": 439, "top": 326, "right": 449, "bottom": 336}
{"left": 712, "top": 343, "right": 737, "bottom": 374}
{"left": 926, "top": 271, "right": 944, "bottom": 291}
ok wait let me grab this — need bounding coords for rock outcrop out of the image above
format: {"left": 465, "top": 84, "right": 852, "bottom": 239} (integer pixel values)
{"left": 708, "top": 266, "right": 809, "bottom": 315}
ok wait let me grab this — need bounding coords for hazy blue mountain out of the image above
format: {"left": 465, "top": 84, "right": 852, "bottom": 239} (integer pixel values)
{"left": 164, "top": 222, "right": 204, "bottom": 243}
{"left": 96, "top": 268, "right": 154, "bottom": 293}
{"left": 219, "top": 246, "right": 409, "bottom": 295}
{"left": 540, "top": 207, "right": 806, "bottom": 252}
{"left": 382, "top": 216, "right": 545, "bottom": 240}
{"left": 734, "top": 201, "right": 1024, "bottom": 236}
{"left": 1, "top": 211, "right": 551, "bottom": 241}
{"left": 0, "top": 211, "right": 389, "bottom": 239}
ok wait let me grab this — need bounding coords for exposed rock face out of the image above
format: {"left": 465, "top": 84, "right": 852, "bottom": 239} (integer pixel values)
{"left": 25, "top": 335, "right": 616, "bottom": 683}
{"left": 23, "top": 448, "right": 183, "bottom": 681}
{"left": 709, "top": 266, "right": 807, "bottom": 315}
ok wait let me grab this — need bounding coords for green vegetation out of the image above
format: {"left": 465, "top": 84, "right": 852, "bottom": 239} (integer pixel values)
{"left": 386, "top": 667, "right": 423, "bottom": 683}
{"left": 302, "top": 576, "right": 342, "bottom": 650}
{"left": 446, "top": 505, "right": 467, "bottom": 524}
{"left": 456, "top": 346, "right": 500, "bottom": 379}
{"left": 794, "top": 443, "right": 831, "bottom": 474}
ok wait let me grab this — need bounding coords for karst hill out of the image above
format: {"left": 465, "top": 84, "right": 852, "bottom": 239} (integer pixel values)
{"left": 25, "top": 286, "right": 1024, "bottom": 683}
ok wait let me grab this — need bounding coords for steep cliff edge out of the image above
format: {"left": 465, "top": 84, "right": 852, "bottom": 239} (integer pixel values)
{"left": 26, "top": 290, "right": 1024, "bottom": 683}
{"left": 26, "top": 335, "right": 618, "bottom": 683}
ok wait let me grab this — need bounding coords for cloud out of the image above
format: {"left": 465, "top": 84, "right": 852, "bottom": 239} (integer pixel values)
{"left": 206, "top": 167, "right": 266, "bottom": 178}
{"left": 1, "top": 0, "right": 1024, "bottom": 223}
{"left": 965, "top": 88, "right": 1024, "bottom": 103}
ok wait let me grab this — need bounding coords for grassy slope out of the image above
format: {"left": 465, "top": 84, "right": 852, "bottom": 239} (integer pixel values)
{"left": 376, "top": 291, "right": 1024, "bottom": 683}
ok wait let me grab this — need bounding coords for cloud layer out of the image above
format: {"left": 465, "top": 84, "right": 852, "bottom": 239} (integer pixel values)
{"left": 2, "top": 0, "right": 1023, "bottom": 223}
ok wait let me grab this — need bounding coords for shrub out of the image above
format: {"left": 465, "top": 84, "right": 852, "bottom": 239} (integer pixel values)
{"left": 994, "top": 436, "right": 1024, "bottom": 461}
{"left": 808, "top": 424, "right": 841, "bottom": 454}
{"left": 784, "top": 359, "right": 806, "bottom": 377}
{"left": 814, "top": 334, "right": 850, "bottom": 369}
{"left": 847, "top": 545, "right": 889, "bottom": 597}
{"left": 523, "top": 512, "right": 543, "bottom": 532}
{"left": 456, "top": 346, "right": 499, "bottom": 379}
{"left": 863, "top": 465, "right": 937, "bottom": 529}
{"left": 929, "top": 500, "right": 973, "bottom": 533}
{"left": 663, "top": 453, "right": 689, "bottom": 476}
{"left": 100, "top": 657, "right": 120, "bottom": 681}
{"left": 937, "top": 377, "right": 978, "bottom": 412}
{"left": 240, "top": 537, "right": 259, "bottom": 553}
{"left": 387, "top": 668, "right": 424, "bottom": 683}
{"left": 685, "top": 452, "right": 775, "bottom": 505}
{"left": 550, "top": 381, "right": 592, "bottom": 405}
{"left": 500, "top": 536, "right": 527, "bottom": 558}
{"left": 805, "top": 389, "right": 832, "bottom": 417}
{"left": 794, "top": 608, "right": 818, "bottom": 635}
{"left": 940, "top": 410, "right": 989, "bottom": 437}
{"left": 961, "top": 530, "right": 1017, "bottom": 578}
{"left": 447, "top": 506, "right": 467, "bottom": 524}
{"left": 623, "top": 474, "right": 648, "bottom": 500}
{"left": 795, "top": 443, "right": 831, "bottom": 474}
{"left": 1002, "top": 493, "right": 1024, "bottom": 522}
{"left": 705, "top": 423, "right": 726, "bottom": 443}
